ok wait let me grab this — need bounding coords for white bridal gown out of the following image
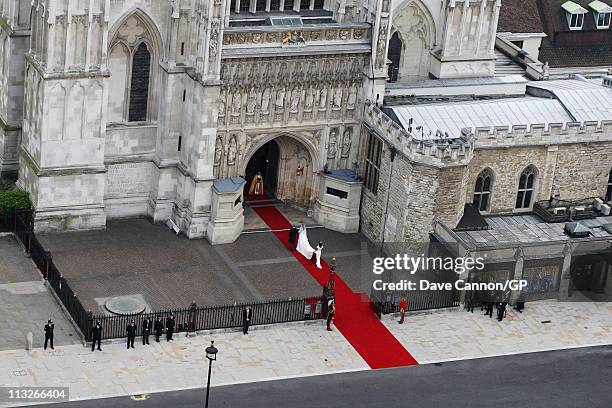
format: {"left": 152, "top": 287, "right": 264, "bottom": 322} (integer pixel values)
{"left": 314, "top": 244, "right": 323, "bottom": 269}
{"left": 296, "top": 225, "right": 315, "bottom": 260}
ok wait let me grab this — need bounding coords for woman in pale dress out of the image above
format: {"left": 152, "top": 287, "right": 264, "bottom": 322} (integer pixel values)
{"left": 296, "top": 223, "right": 315, "bottom": 260}
{"left": 314, "top": 241, "right": 323, "bottom": 269}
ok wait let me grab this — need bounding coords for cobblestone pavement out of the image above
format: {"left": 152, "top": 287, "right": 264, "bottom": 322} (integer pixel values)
{"left": 0, "top": 322, "right": 368, "bottom": 406}
{"left": 383, "top": 301, "right": 612, "bottom": 364}
{"left": 36, "top": 216, "right": 374, "bottom": 313}
{"left": 0, "top": 235, "right": 80, "bottom": 351}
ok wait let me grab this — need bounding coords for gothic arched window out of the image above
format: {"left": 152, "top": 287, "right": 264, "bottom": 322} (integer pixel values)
{"left": 516, "top": 166, "right": 537, "bottom": 209}
{"left": 606, "top": 168, "right": 612, "bottom": 202}
{"left": 387, "top": 32, "right": 402, "bottom": 83}
{"left": 473, "top": 168, "right": 493, "bottom": 212}
{"left": 128, "top": 42, "right": 151, "bottom": 122}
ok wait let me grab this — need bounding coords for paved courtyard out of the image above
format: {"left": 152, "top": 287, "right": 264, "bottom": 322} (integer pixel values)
{"left": 0, "top": 235, "right": 80, "bottom": 351}
{"left": 37, "top": 207, "right": 375, "bottom": 314}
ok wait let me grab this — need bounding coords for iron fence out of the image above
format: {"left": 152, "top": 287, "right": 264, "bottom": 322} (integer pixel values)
{"left": 87, "top": 296, "right": 324, "bottom": 342}
{"left": 5, "top": 209, "right": 325, "bottom": 342}
{"left": 370, "top": 286, "right": 461, "bottom": 315}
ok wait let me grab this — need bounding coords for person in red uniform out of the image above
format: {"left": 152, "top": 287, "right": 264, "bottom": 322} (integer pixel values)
{"left": 398, "top": 296, "right": 408, "bottom": 324}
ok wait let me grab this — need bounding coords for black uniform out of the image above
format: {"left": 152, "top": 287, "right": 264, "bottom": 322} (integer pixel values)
{"left": 242, "top": 307, "right": 252, "bottom": 335}
{"left": 485, "top": 301, "right": 494, "bottom": 318}
{"left": 44, "top": 320, "right": 54, "bottom": 350}
{"left": 154, "top": 318, "right": 163, "bottom": 342}
{"left": 142, "top": 318, "right": 151, "bottom": 345}
{"left": 497, "top": 302, "right": 507, "bottom": 321}
{"left": 166, "top": 315, "right": 175, "bottom": 341}
{"left": 466, "top": 291, "right": 475, "bottom": 313}
{"left": 288, "top": 226, "right": 298, "bottom": 250}
{"left": 126, "top": 322, "right": 137, "bottom": 349}
{"left": 91, "top": 322, "right": 102, "bottom": 352}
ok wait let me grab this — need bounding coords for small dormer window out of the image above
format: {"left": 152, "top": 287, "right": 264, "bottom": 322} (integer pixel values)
{"left": 590, "top": 1, "right": 612, "bottom": 29}
{"left": 563, "top": 1, "right": 588, "bottom": 30}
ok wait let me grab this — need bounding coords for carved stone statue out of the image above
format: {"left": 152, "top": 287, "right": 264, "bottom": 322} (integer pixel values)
{"left": 319, "top": 87, "right": 328, "bottom": 110}
{"left": 227, "top": 135, "right": 237, "bottom": 165}
{"left": 347, "top": 82, "right": 357, "bottom": 108}
{"left": 219, "top": 89, "right": 226, "bottom": 115}
{"left": 290, "top": 88, "right": 300, "bottom": 112}
{"left": 341, "top": 128, "right": 352, "bottom": 158}
{"left": 305, "top": 86, "right": 314, "bottom": 111}
{"left": 246, "top": 87, "right": 257, "bottom": 115}
{"left": 333, "top": 86, "right": 342, "bottom": 108}
{"left": 327, "top": 128, "right": 338, "bottom": 160}
{"left": 231, "top": 91, "right": 241, "bottom": 116}
{"left": 214, "top": 136, "right": 223, "bottom": 166}
{"left": 261, "top": 87, "right": 271, "bottom": 113}
{"left": 275, "top": 87, "right": 285, "bottom": 112}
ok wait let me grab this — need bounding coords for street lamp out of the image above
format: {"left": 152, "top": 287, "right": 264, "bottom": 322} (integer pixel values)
{"left": 205, "top": 340, "right": 218, "bottom": 408}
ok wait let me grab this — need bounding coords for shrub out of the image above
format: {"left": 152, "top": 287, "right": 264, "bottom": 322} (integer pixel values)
{"left": 0, "top": 188, "right": 31, "bottom": 216}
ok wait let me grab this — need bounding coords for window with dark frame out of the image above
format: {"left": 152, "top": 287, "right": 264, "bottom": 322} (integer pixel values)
{"left": 364, "top": 131, "right": 382, "bottom": 195}
{"left": 515, "top": 166, "right": 537, "bottom": 209}
{"left": 473, "top": 168, "right": 493, "bottom": 212}
{"left": 128, "top": 42, "right": 151, "bottom": 122}
{"left": 240, "top": 0, "right": 250, "bottom": 12}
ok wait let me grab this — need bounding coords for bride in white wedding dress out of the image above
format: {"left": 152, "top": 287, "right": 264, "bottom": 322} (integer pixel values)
{"left": 296, "top": 224, "right": 315, "bottom": 260}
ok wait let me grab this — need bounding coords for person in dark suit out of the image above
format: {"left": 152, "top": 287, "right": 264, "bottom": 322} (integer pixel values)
{"left": 484, "top": 301, "right": 494, "bottom": 318}
{"left": 166, "top": 314, "right": 175, "bottom": 341}
{"left": 154, "top": 317, "right": 163, "bottom": 342}
{"left": 44, "top": 320, "right": 54, "bottom": 350}
{"left": 326, "top": 300, "right": 336, "bottom": 331}
{"left": 91, "top": 321, "right": 102, "bottom": 352}
{"left": 126, "top": 320, "right": 137, "bottom": 349}
{"left": 288, "top": 225, "right": 299, "bottom": 251}
{"left": 142, "top": 318, "right": 152, "bottom": 345}
{"left": 466, "top": 290, "right": 476, "bottom": 313}
{"left": 497, "top": 301, "right": 508, "bottom": 322}
{"left": 242, "top": 306, "right": 252, "bottom": 335}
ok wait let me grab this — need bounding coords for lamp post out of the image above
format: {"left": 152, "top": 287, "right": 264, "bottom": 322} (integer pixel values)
{"left": 205, "top": 340, "right": 218, "bottom": 408}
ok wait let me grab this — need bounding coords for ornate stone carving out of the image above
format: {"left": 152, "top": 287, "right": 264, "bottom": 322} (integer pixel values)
{"left": 332, "top": 86, "right": 343, "bottom": 109}
{"left": 319, "top": 87, "right": 328, "bottom": 111}
{"left": 227, "top": 135, "right": 237, "bottom": 166}
{"left": 353, "top": 29, "right": 365, "bottom": 40}
{"left": 209, "top": 20, "right": 220, "bottom": 59}
{"left": 304, "top": 86, "right": 315, "bottom": 112}
{"left": 231, "top": 91, "right": 241, "bottom": 116}
{"left": 341, "top": 128, "right": 352, "bottom": 158}
{"left": 347, "top": 82, "right": 357, "bottom": 109}
{"left": 214, "top": 136, "right": 223, "bottom": 166}
{"left": 219, "top": 89, "right": 226, "bottom": 117}
{"left": 275, "top": 87, "right": 285, "bottom": 112}
{"left": 290, "top": 87, "right": 300, "bottom": 113}
{"left": 118, "top": 17, "right": 145, "bottom": 44}
{"left": 327, "top": 128, "right": 338, "bottom": 161}
{"left": 339, "top": 29, "right": 350, "bottom": 40}
{"left": 376, "top": 19, "right": 389, "bottom": 68}
{"left": 261, "top": 87, "right": 271, "bottom": 114}
{"left": 246, "top": 87, "right": 257, "bottom": 115}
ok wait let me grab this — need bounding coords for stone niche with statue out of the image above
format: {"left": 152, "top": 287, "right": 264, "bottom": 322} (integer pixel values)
{"left": 313, "top": 169, "right": 362, "bottom": 233}
{"left": 207, "top": 177, "right": 246, "bottom": 245}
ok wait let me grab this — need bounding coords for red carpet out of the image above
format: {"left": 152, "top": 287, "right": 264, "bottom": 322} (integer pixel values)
{"left": 253, "top": 206, "right": 418, "bottom": 369}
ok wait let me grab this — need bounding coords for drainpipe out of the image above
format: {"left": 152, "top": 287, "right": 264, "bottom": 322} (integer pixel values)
{"left": 380, "top": 145, "right": 397, "bottom": 255}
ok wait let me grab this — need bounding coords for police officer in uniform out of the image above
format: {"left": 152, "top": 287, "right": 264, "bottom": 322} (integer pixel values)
{"left": 166, "top": 313, "right": 175, "bottom": 341}
{"left": 44, "top": 319, "right": 54, "bottom": 350}
{"left": 126, "top": 319, "right": 136, "bottom": 349}
{"left": 142, "top": 317, "right": 152, "bottom": 345}
{"left": 242, "top": 306, "right": 252, "bottom": 335}
{"left": 91, "top": 320, "right": 103, "bottom": 352}
{"left": 154, "top": 316, "right": 163, "bottom": 342}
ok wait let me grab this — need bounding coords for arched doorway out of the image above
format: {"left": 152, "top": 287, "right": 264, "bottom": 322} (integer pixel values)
{"left": 245, "top": 139, "right": 280, "bottom": 199}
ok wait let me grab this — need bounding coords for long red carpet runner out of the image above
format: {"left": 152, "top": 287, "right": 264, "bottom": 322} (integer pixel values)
{"left": 253, "top": 205, "right": 418, "bottom": 369}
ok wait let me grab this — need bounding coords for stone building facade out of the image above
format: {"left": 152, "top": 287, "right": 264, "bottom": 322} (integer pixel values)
{"left": 0, "top": 0, "right": 506, "bottom": 241}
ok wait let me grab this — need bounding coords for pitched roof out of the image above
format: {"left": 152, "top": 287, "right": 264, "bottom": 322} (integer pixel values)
{"left": 538, "top": 0, "right": 611, "bottom": 33}
{"left": 497, "top": 0, "right": 545, "bottom": 33}
{"left": 539, "top": 38, "right": 612, "bottom": 66}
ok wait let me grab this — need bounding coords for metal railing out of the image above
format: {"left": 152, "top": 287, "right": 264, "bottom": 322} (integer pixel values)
{"left": 4, "top": 209, "right": 325, "bottom": 342}
{"left": 87, "top": 296, "right": 324, "bottom": 342}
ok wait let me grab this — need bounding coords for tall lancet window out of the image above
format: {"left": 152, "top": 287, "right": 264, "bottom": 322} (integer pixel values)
{"left": 128, "top": 43, "right": 151, "bottom": 122}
